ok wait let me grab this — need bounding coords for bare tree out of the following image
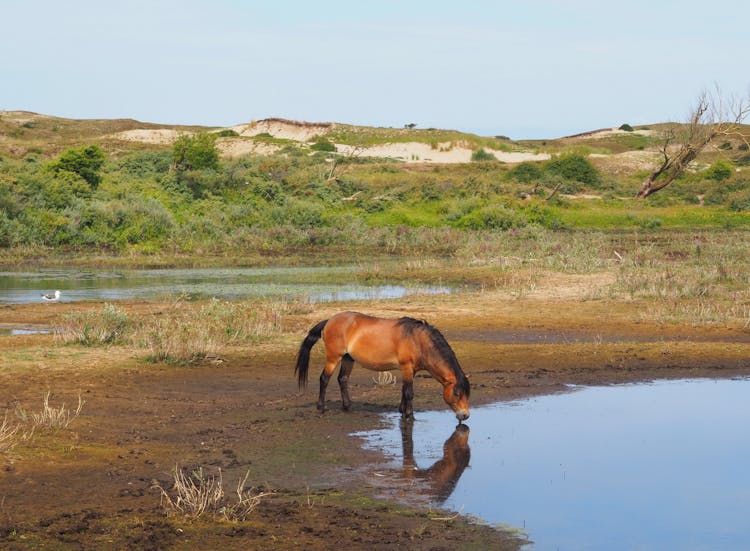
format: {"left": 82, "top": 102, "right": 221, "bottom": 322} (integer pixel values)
{"left": 637, "top": 87, "right": 750, "bottom": 199}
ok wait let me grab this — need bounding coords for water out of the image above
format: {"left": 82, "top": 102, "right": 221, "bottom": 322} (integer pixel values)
{"left": 0, "top": 328, "right": 52, "bottom": 336}
{"left": 356, "top": 378, "right": 750, "bottom": 550}
{"left": 0, "top": 267, "right": 452, "bottom": 304}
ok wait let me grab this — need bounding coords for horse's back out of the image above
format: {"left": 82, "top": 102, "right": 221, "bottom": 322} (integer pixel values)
{"left": 323, "top": 312, "right": 405, "bottom": 371}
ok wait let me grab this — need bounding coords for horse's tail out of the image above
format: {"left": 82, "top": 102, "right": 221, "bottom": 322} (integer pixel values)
{"left": 294, "top": 319, "right": 327, "bottom": 389}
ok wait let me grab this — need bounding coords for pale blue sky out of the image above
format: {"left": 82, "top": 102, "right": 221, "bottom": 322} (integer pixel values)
{"left": 2, "top": 1, "right": 748, "bottom": 138}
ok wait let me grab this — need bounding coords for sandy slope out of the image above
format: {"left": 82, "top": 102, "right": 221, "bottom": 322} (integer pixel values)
{"left": 107, "top": 118, "right": 549, "bottom": 164}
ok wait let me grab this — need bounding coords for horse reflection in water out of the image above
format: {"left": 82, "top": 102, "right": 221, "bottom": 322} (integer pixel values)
{"left": 398, "top": 419, "right": 471, "bottom": 504}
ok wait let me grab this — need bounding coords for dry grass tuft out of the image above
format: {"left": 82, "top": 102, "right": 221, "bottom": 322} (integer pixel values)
{"left": 157, "top": 465, "right": 271, "bottom": 521}
{"left": 0, "top": 414, "right": 21, "bottom": 454}
{"left": 16, "top": 391, "right": 85, "bottom": 431}
{"left": 372, "top": 371, "right": 397, "bottom": 385}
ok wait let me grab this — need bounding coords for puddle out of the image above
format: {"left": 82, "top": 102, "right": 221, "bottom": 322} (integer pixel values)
{"left": 356, "top": 378, "right": 750, "bottom": 550}
{"left": 0, "top": 327, "right": 52, "bottom": 336}
{"left": 0, "top": 267, "right": 453, "bottom": 304}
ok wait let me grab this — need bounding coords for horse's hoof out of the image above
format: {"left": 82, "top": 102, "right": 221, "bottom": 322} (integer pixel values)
{"left": 342, "top": 404, "right": 351, "bottom": 411}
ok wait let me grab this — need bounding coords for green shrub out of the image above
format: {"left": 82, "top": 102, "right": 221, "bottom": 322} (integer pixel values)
{"left": 704, "top": 160, "right": 733, "bottom": 182}
{"left": 455, "top": 204, "right": 526, "bottom": 230}
{"left": 310, "top": 137, "right": 336, "bottom": 152}
{"left": 48, "top": 145, "right": 106, "bottom": 189}
{"left": 521, "top": 202, "right": 567, "bottom": 230}
{"left": 214, "top": 129, "right": 239, "bottom": 137}
{"left": 172, "top": 133, "right": 220, "bottom": 172}
{"left": 471, "top": 148, "right": 495, "bottom": 162}
{"left": 44, "top": 170, "right": 92, "bottom": 208}
{"left": 119, "top": 151, "right": 172, "bottom": 176}
{"left": 728, "top": 188, "right": 750, "bottom": 211}
{"left": 0, "top": 210, "right": 28, "bottom": 246}
{"left": 619, "top": 124, "right": 634, "bottom": 132}
{"left": 507, "top": 162, "right": 543, "bottom": 183}
{"left": 544, "top": 154, "right": 600, "bottom": 186}
{"left": 268, "top": 198, "right": 325, "bottom": 228}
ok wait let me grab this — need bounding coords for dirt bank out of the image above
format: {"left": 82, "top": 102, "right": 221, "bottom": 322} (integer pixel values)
{"left": 1, "top": 291, "right": 748, "bottom": 549}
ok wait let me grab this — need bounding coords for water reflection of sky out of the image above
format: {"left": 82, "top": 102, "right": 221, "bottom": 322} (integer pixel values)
{"left": 358, "top": 378, "right": 750, "bottom": 551}
{"left": 0, "top": 267, "right": 452, "bottom": 304}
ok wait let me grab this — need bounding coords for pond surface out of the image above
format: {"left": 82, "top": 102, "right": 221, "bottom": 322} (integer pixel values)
{"left": 0, "top": 267, "right": 452, "bottom": 304}
{"left": 356, "top": 378, "right": 750, "bottom": 550}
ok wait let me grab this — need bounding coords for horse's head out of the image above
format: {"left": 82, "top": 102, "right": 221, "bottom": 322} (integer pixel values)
{"left": 443, "top": 377, "right": 470, "bottom": 422}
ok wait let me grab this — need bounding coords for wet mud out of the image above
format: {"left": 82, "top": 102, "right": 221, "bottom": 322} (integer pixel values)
{"left": 1, "top": 293, "right": 748, "bottom": 549}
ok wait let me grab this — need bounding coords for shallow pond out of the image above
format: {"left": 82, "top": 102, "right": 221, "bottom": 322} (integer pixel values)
{"left": 356, "top": 378, "right": 750, "bottom": 550}
{"left": 0, "top": 267, "right": 452, "bottom": 304}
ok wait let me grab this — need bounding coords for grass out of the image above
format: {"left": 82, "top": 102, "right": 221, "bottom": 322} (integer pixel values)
{"left": 553, "top": 204, "right": 750, "bottom": 229}
{"left": 0, "top": 413, "right": 21, "bottom": 453}
{"left": 138, "top": 297, "right": 307, "bottom": 364}
{"left": 327, "top": 124, "right": 515, "bottom": 151}
{"left": 59, "top": 303, "right": 130, "bottom": 345}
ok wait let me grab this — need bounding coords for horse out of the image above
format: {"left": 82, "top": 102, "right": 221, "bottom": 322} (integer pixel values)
{"left": 294, "top": 311, "right": 470, "bottom": 421}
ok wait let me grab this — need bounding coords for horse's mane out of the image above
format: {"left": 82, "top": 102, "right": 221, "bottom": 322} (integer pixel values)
{"left": 396, "top": 317, "right": 470, "bottom": 398}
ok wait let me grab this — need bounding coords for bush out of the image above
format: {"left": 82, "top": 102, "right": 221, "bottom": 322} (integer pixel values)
{"left": 310, "top": 137, "right": 336, "bottom": 152}
{"left": 172, "top": 133, "right": 220, "bottom": 172}
{"left": 703, "top": 160, "right": 733, "bottom": 182}
{"left": 544, "top": 154, "right": 600, "bottom": 186}
{"left": 214, "top": 129, "right": 239, "bottom": 137}
{"left": 471, "top": 148, "right": 495, "bottom": 162}
{"left": 119, "top": 150, "right": 172, "bottom": 177}
{"left": 44, "top": 170, "right": 92, "bottom": 208}
{"left": 619, "top": 124, "right": 634, "bottom": 132}
{"left": 728, "top": 188, "right": 750, "bottom": 211}
{"left": 268, "top": 198, "right": 325, "bottom": 228}
{"left": 48, "top": 144, "right": 106, "bottom": 189}
{"left": 507, "top": 162, "right": 542, "bottom": 183}
{"left": 455, "top": 204, "right": 526, "bottom": 230}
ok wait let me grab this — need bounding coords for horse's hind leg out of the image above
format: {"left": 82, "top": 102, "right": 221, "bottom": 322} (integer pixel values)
{"left": 317, "top": 355, "right": 340, "bottom": 413}
{"left": 338, "top": 354, "right": 354, "bottom": 411}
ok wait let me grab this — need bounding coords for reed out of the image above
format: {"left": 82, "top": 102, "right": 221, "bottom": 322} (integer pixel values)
{"left": 157, "top": 465, "right": 271, "bottom": 520}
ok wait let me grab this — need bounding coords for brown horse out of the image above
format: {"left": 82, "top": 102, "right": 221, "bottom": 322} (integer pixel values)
{"left": 294, "top": 311, "right": 470, "bottom": 421}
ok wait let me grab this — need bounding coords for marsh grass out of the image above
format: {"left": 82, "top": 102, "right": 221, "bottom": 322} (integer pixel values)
{"left": 59, "top": 303, "right": 130, "bottom": 345}
{"left": 612, "top": 232, "right": 750, "bottom": 325}
{"left": 157, "top": 465, "right": 271, "bottom": 521}
{"left": 139, "top": 297, "right": 306, "bottom": 364}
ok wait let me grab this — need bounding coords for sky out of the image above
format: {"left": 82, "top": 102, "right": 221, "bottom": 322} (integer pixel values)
{"left": 2, "top": 0, "right": 749, "bottom": 139}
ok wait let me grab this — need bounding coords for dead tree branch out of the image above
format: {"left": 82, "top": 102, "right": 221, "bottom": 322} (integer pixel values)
{"left": 637, "top": 87, "right": 750, "bottom": 199}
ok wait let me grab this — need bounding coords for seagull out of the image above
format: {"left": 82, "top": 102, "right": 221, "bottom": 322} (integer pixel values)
{"left": 41, "top": 290, "right": 61, "bottom": 302}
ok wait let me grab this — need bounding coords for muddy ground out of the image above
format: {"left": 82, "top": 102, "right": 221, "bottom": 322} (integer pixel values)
{"left": 1, "top": 288, "right": 749, "bottom": 550}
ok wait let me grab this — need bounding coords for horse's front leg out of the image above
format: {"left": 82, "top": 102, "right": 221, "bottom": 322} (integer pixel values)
{"left": 398, "top": 367, "right": 415, "bottom": 419}
{"left": 317, "top": 357, "right": 339, "bottom": 413}
{"left": 338, "top": 355, "right": 354, "bottom": 411}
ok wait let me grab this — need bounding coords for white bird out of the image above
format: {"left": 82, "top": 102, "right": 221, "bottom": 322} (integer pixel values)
{"left": 41, "top": 290, "right": 61, "bottom": 302}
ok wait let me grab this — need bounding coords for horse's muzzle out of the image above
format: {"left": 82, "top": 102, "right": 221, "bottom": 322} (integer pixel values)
{"left": 455, "top": 409, "right": 470, "bottom": 421}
